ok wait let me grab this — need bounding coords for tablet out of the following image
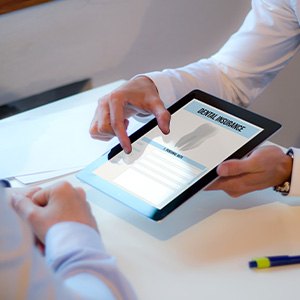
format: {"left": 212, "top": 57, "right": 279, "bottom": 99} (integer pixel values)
{"left": 77, "top": 89, "right": 281, "bottom": 221}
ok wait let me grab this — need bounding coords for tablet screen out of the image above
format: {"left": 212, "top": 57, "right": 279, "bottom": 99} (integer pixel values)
{"left": 77, "top": 90, "right": 280, "bottom": 220}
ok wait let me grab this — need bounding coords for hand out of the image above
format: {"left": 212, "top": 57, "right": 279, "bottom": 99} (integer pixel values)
{"left": 89, "top": 76, "right": 171, "bottom": 153}
{"left": 11, "top": 181, "right": 98, "bottom": 243}
{"left": 206, "top": 145, "right": 293, "bottom": 197}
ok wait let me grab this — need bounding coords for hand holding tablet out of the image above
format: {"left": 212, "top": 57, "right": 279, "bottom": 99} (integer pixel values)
{"left": 78, "top": 90, "right": 281, "bottom": 221}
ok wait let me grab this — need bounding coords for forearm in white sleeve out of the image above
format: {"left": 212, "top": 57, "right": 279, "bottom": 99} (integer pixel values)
{"left": 0, "top": 190, "right": 136, "bottom": 300}
{"left": 45, "top": 222, "right": 136, "bottom": 300}
{"left": 144, "top": 0, "right": 300, "bottom": 110}
{"left": 145, "top": 57, "right": 255, "bottom": 109}
{"left": 0, "top": 190, "right": 74, "bottom": 300}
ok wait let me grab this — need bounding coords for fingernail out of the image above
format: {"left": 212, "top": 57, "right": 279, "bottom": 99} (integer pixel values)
{"left": 123, "top": 147, "right": 130, "bottom": 154}
{"left": 125, "top": 143, "right": 133, "bottom": 154}
{"left": 218, "top": 164, "right": 228, "bottom": 176}
{"left": 162, "top": 123, "right": 170, "bottom": 133}
{"left": 126, "top": 149, "right": 132, "bottom": 154}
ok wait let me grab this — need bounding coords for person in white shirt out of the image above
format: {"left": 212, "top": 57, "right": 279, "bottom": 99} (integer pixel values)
{"left": 0, "top": 181, "right": 136, "bottom": 300}
{"left": 89, "top": 0, "right": 300, "bottom": 198}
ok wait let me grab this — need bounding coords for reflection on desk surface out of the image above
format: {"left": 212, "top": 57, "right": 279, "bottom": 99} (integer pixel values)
{"left": 86, "top": 182, "right": 300, "bottom": 241}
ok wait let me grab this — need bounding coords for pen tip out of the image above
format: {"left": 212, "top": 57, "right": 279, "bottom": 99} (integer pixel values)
{"left": 249, "top": 261, "right": 257, "bottom": 268}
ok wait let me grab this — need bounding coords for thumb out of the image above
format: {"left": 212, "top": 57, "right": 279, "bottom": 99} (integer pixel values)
{"left": 31, "top": 189, "right": 51, "bottom": 207}
{"left": 217, "top": 158, "right": 253, "bottom": 177}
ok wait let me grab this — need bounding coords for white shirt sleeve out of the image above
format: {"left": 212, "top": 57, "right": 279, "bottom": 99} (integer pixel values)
{"left": 144, "top": 0, "right": 300, "bottom": 107}
{"left": 0, "top": 188, "right": 136, "bottom": 300}
{"left": 45, "top": 222, "right": 136, "bottom": 300}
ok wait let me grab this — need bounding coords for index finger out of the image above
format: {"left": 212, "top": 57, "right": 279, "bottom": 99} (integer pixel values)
{"left": 109, "top": 95, "right": 132, "bottom": 154}
{"left": 151, "top": 101, "right": 171, "bottom": 135}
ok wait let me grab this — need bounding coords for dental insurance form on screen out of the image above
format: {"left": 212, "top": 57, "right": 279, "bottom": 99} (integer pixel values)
{"left": 92, "top": 99, "right": 263, "bottom": 210}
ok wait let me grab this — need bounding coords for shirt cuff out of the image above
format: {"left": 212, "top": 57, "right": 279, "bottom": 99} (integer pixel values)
{"left": 288, "top": 147, "right": 300, "bottom": 196}
{"left": 45, "top": 222, "right": 107, "bottom": 265}
{"left": 133, "top": 72, "right": 177, "bottom": 108}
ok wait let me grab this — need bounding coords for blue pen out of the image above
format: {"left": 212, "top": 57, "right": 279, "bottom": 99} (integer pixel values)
{"left": 249, "top": 255, "right": 300, "bottom": 269}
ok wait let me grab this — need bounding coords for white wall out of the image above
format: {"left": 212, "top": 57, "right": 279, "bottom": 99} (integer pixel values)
{"left": 1, "top": 0, "right": 300, "bottom": 147}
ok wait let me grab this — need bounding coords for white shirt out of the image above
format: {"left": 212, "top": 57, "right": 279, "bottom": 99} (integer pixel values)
{"left": 0, "top": 187, "right": 136, "bottom": 300}
{"left": 145, "top": 0, "right": 300, "bottom": 196}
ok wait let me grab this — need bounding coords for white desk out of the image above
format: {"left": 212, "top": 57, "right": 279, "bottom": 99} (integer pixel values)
{"left": 2, "top": 82, "right": 300, "bottom": 300}
{"left": 76, "top": 176, "right": 300, "bottom": 300}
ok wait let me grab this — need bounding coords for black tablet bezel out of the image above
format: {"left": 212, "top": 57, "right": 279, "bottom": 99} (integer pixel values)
{"left": 77, "top": 89, "right": 281, "bottom": 221}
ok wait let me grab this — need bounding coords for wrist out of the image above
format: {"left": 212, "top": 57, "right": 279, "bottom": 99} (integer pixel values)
{"left": 274, "top": 148, "right": 294, "bottom": 195}
{"left": 132, "top": 75, "right": 159, "bottom": 94}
